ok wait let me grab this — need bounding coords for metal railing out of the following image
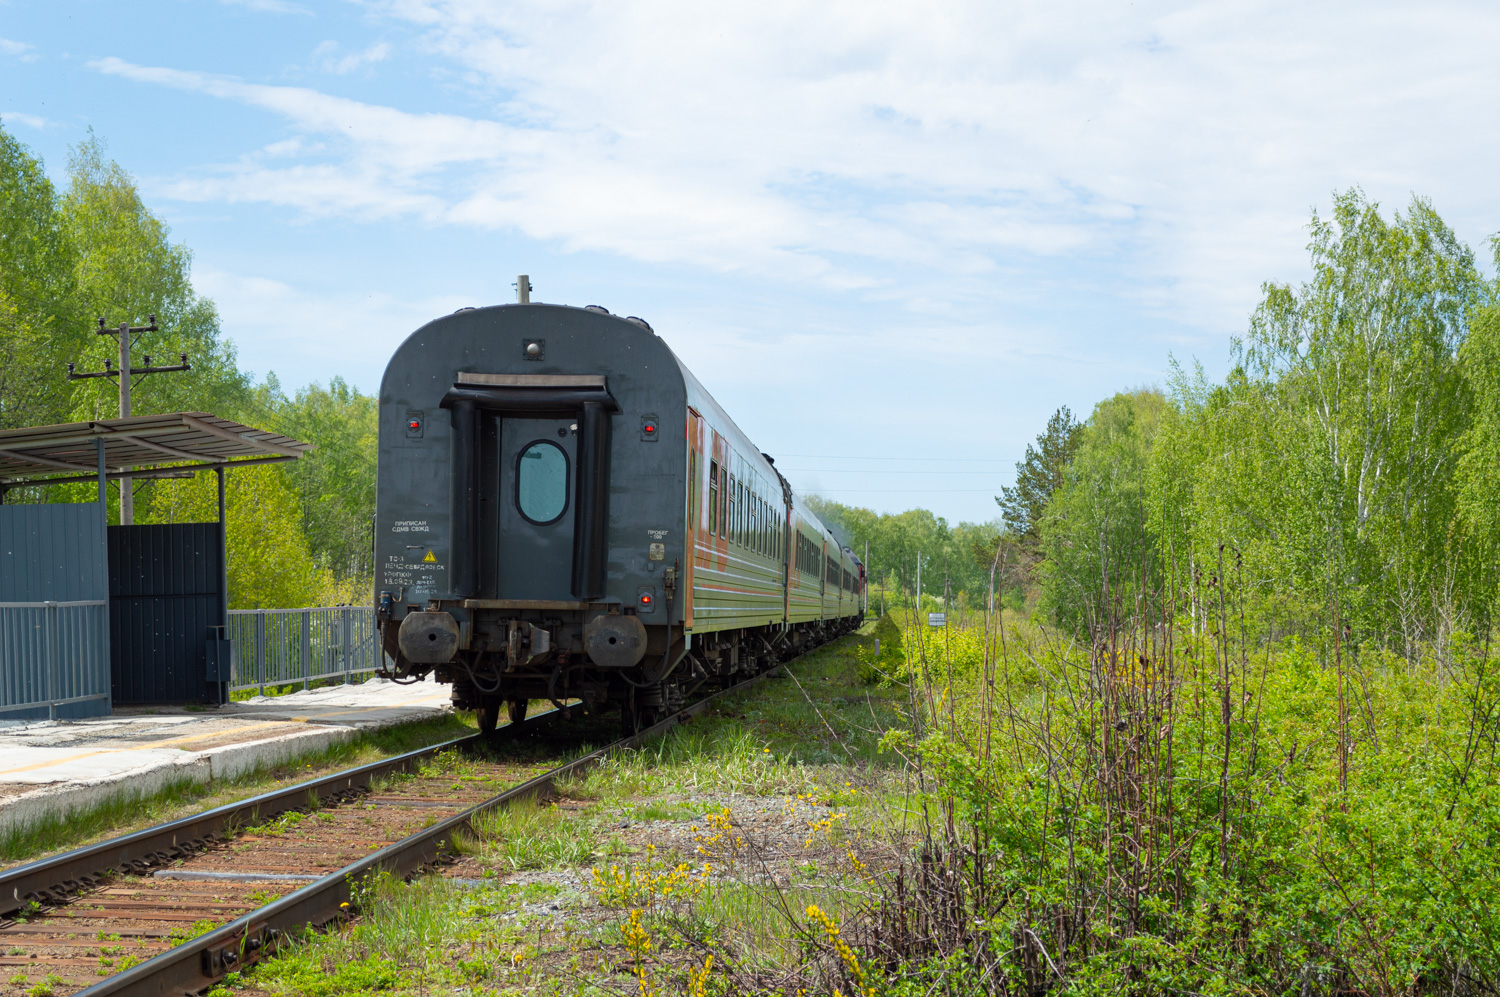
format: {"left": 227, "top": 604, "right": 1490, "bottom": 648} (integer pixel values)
{"left": 0, "top": 601, "right": 112, "bottom": 719}
{"left": 226, "top": 606, "right": 387, "bottom": 696}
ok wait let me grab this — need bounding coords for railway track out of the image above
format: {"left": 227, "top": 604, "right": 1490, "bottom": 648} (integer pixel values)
{"left": 0, "top": 666, "right": 782, "bottom": 997}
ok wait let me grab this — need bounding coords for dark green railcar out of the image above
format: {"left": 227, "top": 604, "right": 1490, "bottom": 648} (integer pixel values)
{"left": 375, "top": 302, "right": 864, "bottom": 734}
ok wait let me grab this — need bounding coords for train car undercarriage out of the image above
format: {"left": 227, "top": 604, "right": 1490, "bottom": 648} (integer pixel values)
{"left": 381, "top": 614, "right": 862, "bottom": 735}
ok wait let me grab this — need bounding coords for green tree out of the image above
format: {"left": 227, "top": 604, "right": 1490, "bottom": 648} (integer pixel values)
{"left": 0, "top": 122, "right": 78, "bottom": 427}
{"left": 0, "top": 292, "right": 54, "bottom": 430}
{"left": 806, "top": 495, "right": 1001, "bottom": 605}
{"left": 1454, "top": 294, "right": 1500, "bottom": 627}
{"left": 256, "top": 376, "right": 379, "bottom": 587}
{"left": 143, "top": 466, "right": 332, "bottom": 609}
{"left": 997, "top": 405, "right": 1084, "bottom": 546}
{"left": 1228, "top": 190, "right": 1485, "bottom": 646}
{"left": 1038, "top": 390, "right": 1165, "bottom": 634}
{"left": 60, "top": 132, "right": 246, "bottom": 426}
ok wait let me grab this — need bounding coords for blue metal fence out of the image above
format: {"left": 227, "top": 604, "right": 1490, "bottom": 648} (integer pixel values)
{"left": 0, "top": 600, "right": 111, "bottom": 719}
{"left": 226, "top": 607, "right": 386, "bottom": 696}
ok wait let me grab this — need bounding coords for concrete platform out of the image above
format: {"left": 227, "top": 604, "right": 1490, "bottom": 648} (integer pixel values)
{"left": 0, "top": 677, "right": 455, "bottom": 834}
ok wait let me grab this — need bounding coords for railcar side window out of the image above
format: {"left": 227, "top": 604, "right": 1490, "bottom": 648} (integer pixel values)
{"left": 516, "top": 441, "right": 569, "bottom": 524}
{"left": 709, "top": 461, "right": 720, "bottom": 535}
{"left": 689, "top": 452, "right": 699, "bottom": 530}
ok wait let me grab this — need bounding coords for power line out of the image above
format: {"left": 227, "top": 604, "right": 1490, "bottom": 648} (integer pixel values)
{"left": 808, "top": 489, "right": 1001, "bottom": 494}
{"left": 782, "top": 469, "right": 1006, "bottom": 475}
{"left": 775, "top": 454, "right": 1013, "bottom": 462}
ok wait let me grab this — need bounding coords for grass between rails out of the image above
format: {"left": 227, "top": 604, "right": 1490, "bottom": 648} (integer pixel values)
{"left": 0, "top": 712, "right": 476, "bottom": 867}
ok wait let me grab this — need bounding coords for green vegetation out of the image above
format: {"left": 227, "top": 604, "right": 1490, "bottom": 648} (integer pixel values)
{"left": 835, "top": 606, "right": 1500, "bottom": 996}
{"left": 0, "top": 122, "right": 377, "bottom": 606}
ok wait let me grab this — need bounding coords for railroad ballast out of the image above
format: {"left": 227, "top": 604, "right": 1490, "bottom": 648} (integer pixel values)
{"left": 374, "top": 302, "right": 865, "bottom": 734}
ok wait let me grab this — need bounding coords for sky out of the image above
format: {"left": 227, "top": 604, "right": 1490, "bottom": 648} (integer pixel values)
{"left": 2, "top": 0, "right": 1498, "bottom": 526}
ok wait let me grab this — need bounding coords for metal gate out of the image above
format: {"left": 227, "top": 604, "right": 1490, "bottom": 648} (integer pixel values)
{"left": 0, "top": 504, "right": 112, "bottom": 720}
{"left": 108, "top": 523, "right": 229, "bottom": 705}
{"left": 226, "top": 607, "right": 383, "bottom": 695}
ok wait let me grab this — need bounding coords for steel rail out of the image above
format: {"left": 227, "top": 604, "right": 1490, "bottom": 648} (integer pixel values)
{"left": 0, "top": 730, "right": 481, "bottom": 917}
{"left": 72, "top": 665, "right": 784, "bottom": 997}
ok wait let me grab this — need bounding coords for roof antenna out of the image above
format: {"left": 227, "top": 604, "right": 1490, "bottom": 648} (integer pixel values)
{"left": 515, "top": 275, "right": 532, "bottom": 304}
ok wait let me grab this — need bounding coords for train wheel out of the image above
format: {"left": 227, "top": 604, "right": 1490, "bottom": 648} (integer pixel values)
{"left": 475, "top": 697, "right": 500, "bottom": 737}
{"left": 621, "top": 704, "right": 659, "bottom": 738}
{"left": 508, "top": 699, "right": 528, "bottom": 725}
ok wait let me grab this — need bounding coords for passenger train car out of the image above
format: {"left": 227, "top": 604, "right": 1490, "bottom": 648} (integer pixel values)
{"left": 374, "top": 302, "right": 865, "bottom": 734}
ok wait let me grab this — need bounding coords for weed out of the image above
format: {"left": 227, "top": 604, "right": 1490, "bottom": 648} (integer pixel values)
{"left": 621, "top": 909, "right": 658, "bottom": 997}
{"left": 24, "top": 974, "right": 64, "bottom": 997}
{"left": 590, "top": 844, "right": 710, "bottom": 910}
{"left": 168, "top": 918, "right": 218, "bottom": 945}
{"left": 805, "top": 904, "right": 873, "bottom": 997}
{"left": 245, "top": 810, "right": 306, "bottom": 837}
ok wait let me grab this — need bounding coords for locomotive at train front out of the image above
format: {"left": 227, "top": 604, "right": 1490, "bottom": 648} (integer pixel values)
{"left": 373, "top": 302, "right": 864, "bottom": 734}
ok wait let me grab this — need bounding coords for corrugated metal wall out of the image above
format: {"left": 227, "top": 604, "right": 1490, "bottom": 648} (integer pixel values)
{"left": 108, "top": 523, "right": 226, "bottom": 705}
{"left": 0, "top": 503, "right": 111, "bottom": 720}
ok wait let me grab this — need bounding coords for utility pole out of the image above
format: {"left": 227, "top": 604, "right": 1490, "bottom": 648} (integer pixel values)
{"left": 515, "top": 275, "right": 532, "bottom": 303}
{"left": 67, "top": 315, "right": 191, "bottom": 524}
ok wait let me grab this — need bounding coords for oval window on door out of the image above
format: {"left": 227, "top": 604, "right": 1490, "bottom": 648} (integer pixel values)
{"left": 516, "top": 441, "right": 569, "bottom": 524}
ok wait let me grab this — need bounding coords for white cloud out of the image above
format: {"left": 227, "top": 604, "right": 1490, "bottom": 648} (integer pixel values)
{"left": 193, "top": 267, "right": 468, "bottom": 388}
{"left": 0, "top": 112, "right": 49, "bottom": 130}
{"left": 220, "top": 0, "right": 313, "bottom": 16}
{"left": 0, "top": 36, "right": 38, "bottom": 61}
{"left": 312, "top": 40, "right": 392, "bottom": 75}
{"left": 91, "top": 1, "right": 1500, "bottom": 339}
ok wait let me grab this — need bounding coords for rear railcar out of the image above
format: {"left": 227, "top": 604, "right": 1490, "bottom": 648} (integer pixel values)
{"left": 374, "top": 303, "right": 858, "bottom": 735}
{"left": 375, "top": 304, "right": 696, "bottom": 732}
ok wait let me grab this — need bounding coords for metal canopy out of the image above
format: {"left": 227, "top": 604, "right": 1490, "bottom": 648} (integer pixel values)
{"left": 0, "top": 412, "right": 313, "bottom": 486}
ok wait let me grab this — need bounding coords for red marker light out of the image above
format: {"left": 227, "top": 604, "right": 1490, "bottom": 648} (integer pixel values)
{"left": 644, "top": 423, "right": 655, "bottom": 433}
{"left": 408, "top": 420, "right": 420, "bottom": 430}
{"left": 640, "top": 594, "right": 652, "bottom": 605}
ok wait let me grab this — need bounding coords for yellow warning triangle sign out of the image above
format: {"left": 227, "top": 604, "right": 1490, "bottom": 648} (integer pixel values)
{"left": 422, "top": 550, "right": 437, "bottom": 563}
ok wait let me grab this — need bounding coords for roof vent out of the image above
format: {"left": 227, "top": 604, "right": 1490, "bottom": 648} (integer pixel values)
{"left": 761, "top": 453, "right": 776, "bottom": 465}
{"left": 453, "top": 306, "right": 476, "bottom": 313}
{"left": 584, "top": 305, "right": 611, "bottom": 314}
{"left": 625, "top": 316, "right": 654, "bottom": 333}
